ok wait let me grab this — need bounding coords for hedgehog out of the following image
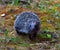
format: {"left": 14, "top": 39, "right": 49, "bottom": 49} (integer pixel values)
{"left": 14, "top": 12, "right": 40, "bottom": 40}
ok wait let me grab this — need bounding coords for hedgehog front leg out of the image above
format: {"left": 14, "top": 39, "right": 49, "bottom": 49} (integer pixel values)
{"left": 29, "top": 31, "right": 37, "bottom": 40}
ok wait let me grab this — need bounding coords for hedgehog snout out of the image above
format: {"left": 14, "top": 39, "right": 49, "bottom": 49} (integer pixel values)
{"left": 29, "top": 22, "right": 37, "bottom": 30}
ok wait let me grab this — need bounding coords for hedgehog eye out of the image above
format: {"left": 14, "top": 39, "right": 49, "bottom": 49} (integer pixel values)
{"left": 29, "top": 24, "right": 35, "bottom": 30}
{"left": 29, "top": 25, "right": 31, "bottom": 27}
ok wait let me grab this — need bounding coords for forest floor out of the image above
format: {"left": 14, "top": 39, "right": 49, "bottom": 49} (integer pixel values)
{"left": 0, "top": 1, "right": 60, "bottom": 50}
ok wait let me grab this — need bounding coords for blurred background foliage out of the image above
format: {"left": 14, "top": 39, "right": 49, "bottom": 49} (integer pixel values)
{"left": 0, "top": 0, "right": 60, "bottom": 49}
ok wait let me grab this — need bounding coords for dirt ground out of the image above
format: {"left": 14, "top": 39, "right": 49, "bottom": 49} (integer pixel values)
{"left": 0, "top": 5, "right": 60, "bottom": 50}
